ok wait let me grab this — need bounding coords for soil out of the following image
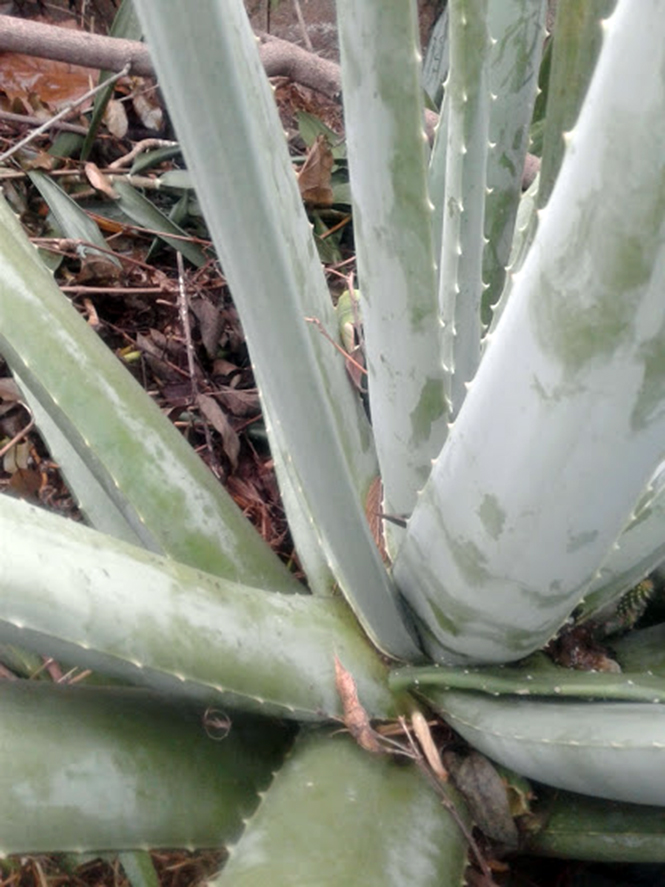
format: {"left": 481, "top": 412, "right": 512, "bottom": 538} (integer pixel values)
{"left": 246, "top": 0, "right": 445, "bottom": 60}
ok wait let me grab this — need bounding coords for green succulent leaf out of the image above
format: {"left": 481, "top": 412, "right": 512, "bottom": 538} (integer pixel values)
{"left": 132, "top": 0, "right": 420, "bottom": 659}
{"left": 337, "top": 0, "right": 447, "bottom": 532}
{"left": 439, "top": 0, "right": 492, "bottom": 420}
{"left": 395, "top": 0, "right": 665, "bottom": 664}
{"left": 0, "top": 494, "right": 395, "bottom": 721}
{"left": 390, "top": 658, "right": 665, "bottom": 703}
{"left": 524, "top": 789, "right": 665, "bottom": 862}
{"left": 214, "top": 731, "right": 470, "bottom": 887}
{"left": 537, "top": 0, "right": 617, "bottom": 208}
{"left": 482, "top": 0, "right": 545, "bottom": 317}
{"left": 0, "top": 194, "right": 296, "bottom": 590}
{"left": 0, "top": 680, "right": 291, "bottom": 853}
{"left": 428, "top": 689, "right": 665, "bottom": 806}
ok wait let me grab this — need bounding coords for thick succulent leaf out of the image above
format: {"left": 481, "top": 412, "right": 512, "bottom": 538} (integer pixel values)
{"left": 537, "top": 0, "right": 617, "bottom": 208}
{"left": 439, "top": 0, "right": 492, "bottom": 419}
{"left": 14, "top": 369, "right": 143, "bottom": 546}
{"left": 118, "top": 852, "right": 160, "bottom": 887}
{"left": 337, "top": 0, "right": 447, "bottom": 528}
{"left": 482, "top": 0, "right": 545, "bottom": 317}
{"left": 524, "top": 790, "right": 665, "bottom": 862}
{"left": 428, "top": 689, "right": 665, "bottom": 806}
{"left": 391, "top": 658, "right": 665, "bottom": 704}
{"left": 422, "top": 3, "right": 449, "bottom": 107}
{"left": 428, "top": 91, "right": 449, "bottom": 260}
{"left": 613, "top": 625, "right": 665, "bottom": 676}
{"left": 0, "top": 494, "right": 397, "bottom": 721}
{"left": 0, "top": 196, "right": 297, "bottom": 591}
{"left": 395, "top": 0, "right": 665, "bottom": 664}
{"left": 214, "top": 731, "right": 469, "bottom": 887}
{"left": 132, "top": 0, "right": 419, "bottom": 659}
{"left": 576, "top": 463, "right": 665, "bottom": 622}
{"left": 0, "top": 680, "right": 291, "bottom": 853}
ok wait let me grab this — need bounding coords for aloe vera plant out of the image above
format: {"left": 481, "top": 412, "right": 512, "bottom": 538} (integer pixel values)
{"left": 1, "top": 0, "right": 665, "bottom": 881}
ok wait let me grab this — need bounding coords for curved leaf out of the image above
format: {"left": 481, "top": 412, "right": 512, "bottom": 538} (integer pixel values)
{"left": 429, "top": 689, "right": 665, "bottom": 806}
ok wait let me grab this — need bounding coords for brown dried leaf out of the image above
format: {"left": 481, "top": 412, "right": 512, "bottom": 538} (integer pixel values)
{"left": 364, "top": 476, "right": 388, "bottom": 562}
{"left": 190, "top": 298, "right": 224, "bottom": 359}
{"left": 334, "top": 655, "right": 384, "bottom": 755}
{"left": 411, "top": 711, "right": 447, "bottom": 781}
{"left": 131, "top": 81, "right": 163, "bottom": 131}
{"left": 197, "top": 393, "right": 240, "bottom": 471}
{"left": 444, "top": 751, "right": 519, "bottom": 848}
{"left": 84, "top": 162, "right": 118, "bottom": 199}
{"left": 0, "top": 378, "right": 21, "bottom": 402}
{"left": 75, "top": 254, "right": 122, "bottom": 285}
{"left": 216, "top": 387, "right": 260, "bottom": 417}
{"left": 297, "top": 134, "right": 334, "bottom": 207}
{"left": 103, "top": 98, "right": 129, "bottom": 138}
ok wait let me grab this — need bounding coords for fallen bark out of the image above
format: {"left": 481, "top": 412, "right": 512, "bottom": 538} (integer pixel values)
{"left": 0, "top": 14, "right": 154, "bottom": 77}
{"left": 0, "top": 15, "right": 343, "bottom": 99}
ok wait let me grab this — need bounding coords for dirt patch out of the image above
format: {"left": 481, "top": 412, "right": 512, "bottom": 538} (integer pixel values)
{"left": 246, "top": 0, "right": 445, "bottom": 60}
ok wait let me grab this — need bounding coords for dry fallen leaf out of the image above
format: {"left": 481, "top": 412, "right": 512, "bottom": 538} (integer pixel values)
{"left": 297, "top": 134, "right": 334, "bottom": 207}
{"left": 365, "top": 475, "right": 387, "bottom": 562}
{"left": 334, "top": 655, "right": 384, "bottom": 754}
{"left": 197, "top": 393, "right": 240, "bottom": 471}
{"left": 443, "top": 750, "right": 519, "bottom": 848}
{"left": 410, "top": 710, "right": 447, "bottom": 782}
{"left": 84, "top": 162, "right": 118, "bottom": 199}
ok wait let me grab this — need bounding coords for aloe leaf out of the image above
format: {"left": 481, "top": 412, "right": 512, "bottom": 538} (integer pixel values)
{"left": 0, "top": 194, "right": 297, "bottom": 590}
{"left": 390, "top": 660, "right": 665, "bottom": 703}
{"left": 613, "top": 625, "right": 665, "bottom": 676}
{"left": 576, "top": 463, "right": 665, "bottom": 622}
{"left": 214, "top": 731, "right": 469, "bottom": 887}
{"left": 422, "top": 4, "right": 450, "bottom": 107}
{"left": 112, "top": 178, "right": 208, "bottom": 267}
{"left": 132, "top": 0, "right": 419, "bottom": 659}
{"left": 395, "top": 0, "right": 665, "bottom": 664}
{"left": 0, "top": 494, "right": 395, "bottom": 720}
{"left": 336, "top": 0, "right": 447, "bottom": 528}
{"left": 118, "top": 852, "right": 160, "bottom": 887}
{"left": 524, "top": 790, "right": 665, "bottom": 862}
{"left": 439, "top": 0, "right": 492, "bottom": 419}
{"left": 482, "top": 0, "right": 545, "bottom": 318}
{"left": 14, "top": 369, "right": 143, "bottom": 546}
{"left": 428, "top": 689, "right": 665, "bottom": 806}
{"left": 0, "top": 680, "right": 290, "bottom": 853}
{"left": 428, "top": 90, "right": 449, "bottom": 260}
{"left": 537, "top": 0, "right": 617, "bottom": 208}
